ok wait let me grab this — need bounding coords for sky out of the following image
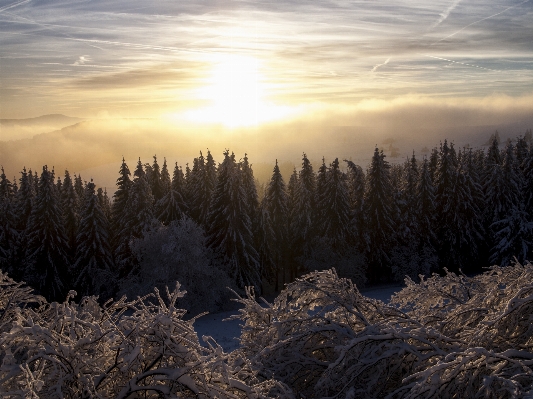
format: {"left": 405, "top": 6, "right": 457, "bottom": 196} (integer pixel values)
{"left": 1, "top": 0, "right": 532, "bottom": 124}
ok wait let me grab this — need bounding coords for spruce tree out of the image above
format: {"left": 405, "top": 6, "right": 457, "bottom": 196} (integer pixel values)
{"left": 97, "top": 187, "right": 112, "bottom": 223}
{"left": 160, "top": 158, "right": 171, "bottom": 197}
{"left": 61, "top": 170, "right": 79, "bottom": 261}
{"left": 206, "top": 151, "right": 260, "bottom": 291}
{"left": 111, "top": 158, "right": 133, "bottom": 275}
{"left": 241, "top": 153, "right": 259, "bottom": 233}
{"left": 24, "top": 166, "right": 69, "bottom": 301}
{"left": 188, "top": 153, "right": 209, "bottom": 225}
{"left": 74, "top": 180, "right": 114, "bottom": 297}
{"left": 150, "top": 155, "right": 164, "bottom": 203}
{"left": 314, "top": 157, "right": 329, "bottom": 236}
{"left": 290, "top": 154, "right": 316, "bottom": 266}
{"left": 155, "top": 162, "right": 187, "bottom": 225}
{"left": 435, "top": 140, "right": 459, "bottom": 271}
{"left": 260, "top": 160, "right": 289, "bottom": 290}
{"left": 363, "top": 148, "right": 396, "bottom": 282}
{"left": 416, "top": 158, "right": 438, "bottom": 271}
{"left": 127, "top": 158, "right": 156, "bottom": 239}
{"left": 321, "top": 158, "right": 351, "bottom": 250}
{"left": 344, "top": 160, "right": 365, "bottom": 244}
{"left": 74, "top": 174, "right": 85, "bottom": 203}
{"left": 0, "top": 168, "right": 17, "bottom": 274}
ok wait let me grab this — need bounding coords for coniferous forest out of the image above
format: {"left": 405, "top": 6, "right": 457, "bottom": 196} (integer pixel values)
{"left": 2, "top": 130, "right": 533, "bottom": 398}
{"left": 1, "top": 130, "right": 533, "bottom": 304}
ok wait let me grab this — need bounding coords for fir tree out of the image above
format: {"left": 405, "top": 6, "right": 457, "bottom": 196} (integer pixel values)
{"left": 363, "top": 148, "right": 396, "bottom": 282}
{"left": 24, "top": 166, "right": 69, "bottom": 301}
{"left": 74, "top": 180, "right": 114, "bottom": 297}
{"left": 241, "top": 153, "right": 259, "bottom": 232}
{"left": 206, "top": 151, "right": 260, "bottom": 291}
{"left": 187, "top": 153, "right": 208, "bottom": 225}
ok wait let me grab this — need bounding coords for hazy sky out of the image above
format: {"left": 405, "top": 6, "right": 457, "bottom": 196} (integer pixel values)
{"left": 1, "top": 0, "right": 532, "bottom": 124}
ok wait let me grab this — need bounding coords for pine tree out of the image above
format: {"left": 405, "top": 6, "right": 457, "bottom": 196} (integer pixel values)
{"left": 363, "top": 148, "right": 396, "bottom": 282}
{"left": 260, "top": 160, "right": 289, "bottom": 291}
{"left": 74, "top": 180, "right": 114, "bottom": 297}
{"left": 60, "top": 170, "right": 79, "bottom": 260}
{"left": 24, "top": 166, "right": 69, "bottom": 301}
{"left": 206, "top": 151, "right": 260, "bottom": 291}
{"left": 155, "top": 162, "right": 187, "bottom": 225}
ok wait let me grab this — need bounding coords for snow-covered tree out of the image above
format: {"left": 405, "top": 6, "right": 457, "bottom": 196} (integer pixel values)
{"left": 206, "top": 151, "right": 260, "bottom": 291}
{"left": 24, "top": 166, "right": 69, "bottom": 301}
{"left": 74, "top": 180, "right": 115, "bottom": 298}
{"left": 124, "top": 217, "right": 235, "bottom": 314}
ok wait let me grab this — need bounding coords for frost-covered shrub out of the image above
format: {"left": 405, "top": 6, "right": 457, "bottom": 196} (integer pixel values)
{"left": 233, "top": 264, "right": 533, "bottom": 398}
{"left": 0, "top": 275, "right": 292, "bottom": 398}
{"left": 122, "top": 217, "right": 235, "bottom": 314}
{"left": 231, "top": 269, "right": 455, "bottom": 398}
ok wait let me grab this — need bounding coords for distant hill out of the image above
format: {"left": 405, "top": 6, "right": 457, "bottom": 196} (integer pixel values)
{"left": 0, "top": 114, "right": 82, "bottom": 126}
{"left": 0, "top": 114, "right": 84, "bottom": 141}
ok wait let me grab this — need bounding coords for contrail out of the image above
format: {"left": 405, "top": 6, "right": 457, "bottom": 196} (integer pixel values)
{"left": 425, "top": 54, "right": 501, "bottom": 72}
{"left": 431, "top": 0, "right": 531, "bottom": 45}
{"left": 432, "top": 0, "right": 462, "bottom": 28}
{"left": 0, "top": 0, "right": 30, "bottom": 14}
{"left": 371, "top": 57, "right": 390, "bottom": 73}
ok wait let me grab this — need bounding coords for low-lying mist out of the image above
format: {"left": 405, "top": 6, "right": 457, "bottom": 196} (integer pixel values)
{"left": 1, "top": 94, "right": 532, "bottom": 187}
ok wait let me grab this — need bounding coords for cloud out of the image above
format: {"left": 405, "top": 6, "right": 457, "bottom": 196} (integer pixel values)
{"left": 431, "top": 0, "right": 462, "bottom": 28}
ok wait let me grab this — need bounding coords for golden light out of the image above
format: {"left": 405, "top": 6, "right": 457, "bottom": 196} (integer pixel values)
{"left": 182, "top": 54, "right": 294, "bottom": 127}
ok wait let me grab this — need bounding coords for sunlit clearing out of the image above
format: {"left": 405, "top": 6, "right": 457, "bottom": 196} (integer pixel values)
{"left": 180, "top": 54, "right": 295, "bottom": 127}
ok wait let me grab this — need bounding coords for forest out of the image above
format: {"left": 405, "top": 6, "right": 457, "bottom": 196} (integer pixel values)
{"left": 1, "top": 129, "right": 533, "bottom": 397}
{"left": 1, "top": 130, "right": 533, "bottom": 304}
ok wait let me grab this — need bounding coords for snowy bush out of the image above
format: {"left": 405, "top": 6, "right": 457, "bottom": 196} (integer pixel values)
{"left": 122, "top": 217, "right": 235, "bottom": 315}
{"left": 0, "top": 273, "right": 292, "bottom": 398}
{"left": 233, "top": 264, "right": 533, "bottom": 398}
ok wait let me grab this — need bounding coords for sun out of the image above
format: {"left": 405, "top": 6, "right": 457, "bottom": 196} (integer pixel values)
{"left": 182, "top": 54, "right": 293, "bottom": 127}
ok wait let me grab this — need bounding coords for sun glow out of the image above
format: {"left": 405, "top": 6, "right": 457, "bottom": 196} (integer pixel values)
{"left": 182, "top": 54, "right": 294, "bottom": 127}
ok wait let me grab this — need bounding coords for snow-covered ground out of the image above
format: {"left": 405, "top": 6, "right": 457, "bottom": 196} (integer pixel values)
{"left": 193, "top": 284, "right": 403, "bottom": 352}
